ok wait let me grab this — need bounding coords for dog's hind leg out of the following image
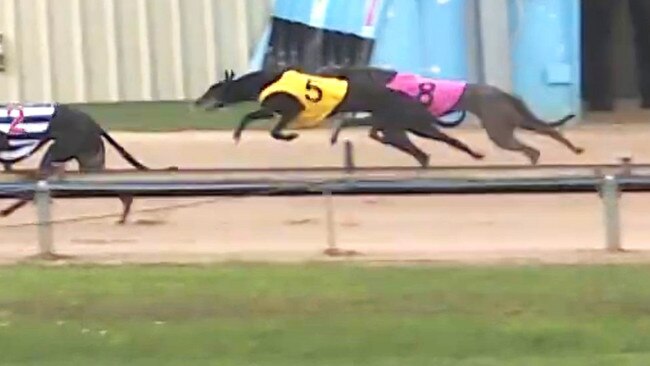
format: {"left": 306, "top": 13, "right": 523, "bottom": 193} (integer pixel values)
{"left": 497, "top": 95, "right": 583, "bottom": 154}
{"left": 117, "top": 196, "right": 134, "bottom": 225}
{"left": 368, "top": 125, "right": 384, "bottom": 143}
{"left": 379, "top": 128, "right": 430, "bottom": 167}
{"left": 0, "top": 200, "right": 30, "bottom": 217}
{"left": 330, "top": 114, "right": 371, "bottom": 145}
{"left": 0, "top": 148, "right": 65, "bottom": 218}
{"left": 483, "top": 121, "right": 541, "bottom": 164}
{"left": 503, "top": 93, "right": 583, "bottom": 154}
{"left": 82, "top": 153, "right": 133, "bottom": 225}
{"left": 331, "top": 115, "right": 377, "bottom": 145}
{"left": 77, "top": 142, "right": 132, "bottom": 224}
{"left": 518, "top": 118, "right": 584, "bottom": 155}
{"left": 407, "top": 121, "right": 484, "bottom": 160}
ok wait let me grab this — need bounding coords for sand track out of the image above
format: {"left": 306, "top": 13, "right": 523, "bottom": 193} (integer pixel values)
{"left": 3, "top": 123, "right": 650, "bottom": 265}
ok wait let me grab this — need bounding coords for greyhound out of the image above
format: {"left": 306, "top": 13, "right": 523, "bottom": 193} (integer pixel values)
{"left": 318, "top": 66, "right": 585, "bottom": 164}
{"left": 0, "top": 103, "right": 158, "bottom": 223}
{"left": 195, "top": 69, "right": 485, "bottom": 167}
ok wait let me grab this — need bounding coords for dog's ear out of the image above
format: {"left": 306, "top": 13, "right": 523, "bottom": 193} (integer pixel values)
{"left": 228, "top": 70, "right": 236, "bottom": 80}
{"left": 224, "top": 70, "right": 231, "bottom": 81}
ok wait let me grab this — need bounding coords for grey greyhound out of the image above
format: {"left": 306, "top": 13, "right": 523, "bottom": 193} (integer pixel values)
{"left": 0, "top": 103, "right": 163, "bottom": 223}
{"left": 318, "top": 66, "right": 584, "bottom": 164}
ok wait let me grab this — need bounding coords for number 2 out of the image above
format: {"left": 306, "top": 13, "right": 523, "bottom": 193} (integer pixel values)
{"left": 7, "top": 102, "right": 25, "bottom": 134}
{"left": 305, "top": 80, "right": 323, "bottom": 103}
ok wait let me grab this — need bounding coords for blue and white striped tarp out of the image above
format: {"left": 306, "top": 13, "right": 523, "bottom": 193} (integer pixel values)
{"left": 0, "top": 102, "right": 56, "bottom": 163}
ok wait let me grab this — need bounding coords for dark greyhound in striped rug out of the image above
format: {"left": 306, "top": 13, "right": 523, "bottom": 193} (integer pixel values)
{"left": 0, "top": 103, "right": 167, "bottom": 223}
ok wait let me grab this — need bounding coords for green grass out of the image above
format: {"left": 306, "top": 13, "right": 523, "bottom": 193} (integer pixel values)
{"left": 2, "top": 264, "right": 650, "bottom": 365}
{"left": 69, "top": 101, "right": 265, "bottom": 132}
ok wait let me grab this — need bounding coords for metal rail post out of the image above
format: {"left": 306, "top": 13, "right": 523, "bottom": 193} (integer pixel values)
{"left": 343, "top": 140, "right": 355, "bottom": 173}
{"left": 35, "top": 180, "right": 55, "bottom": 257}
{"left": 619, "top": 155, "right": 632, "bottom": 176}
{"left": 601, "top": 175, "right": 622, "bottom": 252}
{"left": 321, "top": 189, "right": 361, "bottom": 258}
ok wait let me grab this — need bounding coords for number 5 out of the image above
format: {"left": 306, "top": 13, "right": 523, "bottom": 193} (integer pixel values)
{"left": 305, "top": 80, "right": 323, "bottom": 103}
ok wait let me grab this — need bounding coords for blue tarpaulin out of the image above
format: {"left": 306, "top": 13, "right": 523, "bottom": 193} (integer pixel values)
{"left": 250, "top": 0, "right": 582, "bottom": 121}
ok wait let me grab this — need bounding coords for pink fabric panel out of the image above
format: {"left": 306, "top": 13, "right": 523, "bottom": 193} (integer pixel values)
{"left": 386, "top": 73, "right": 467, "bottom": 116}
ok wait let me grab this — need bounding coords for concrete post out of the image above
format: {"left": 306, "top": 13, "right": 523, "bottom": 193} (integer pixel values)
{"left": 35, "top": 180, "right": 54, "bottom": 257}
{"left": 601, "top": 175, "right": 622, "bottom": 252}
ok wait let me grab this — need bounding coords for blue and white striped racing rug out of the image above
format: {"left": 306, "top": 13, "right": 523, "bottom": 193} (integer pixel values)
{"left": 0, "top": 102, "right": 56, "bottom": 163}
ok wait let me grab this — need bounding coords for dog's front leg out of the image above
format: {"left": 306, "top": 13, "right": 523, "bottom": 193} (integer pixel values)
{"left": 0, "top": 155, "right": 65, "bottom": 218}
{"left": 0, "top": 172, "right": 63, "bottom": 217}
{"left": 260, "top": 94, "right": 304, "bottom": 142}
{"left": 233, "top": 108, "right": 275, "bottom": 142}
{"left": 270, "top": 113, "right": 300, "bottom": 141}
{"left": 330, "top": 114, "right": 376, "bottom": 145}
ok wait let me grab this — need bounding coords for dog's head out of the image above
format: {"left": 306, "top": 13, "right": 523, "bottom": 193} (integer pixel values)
{"left": 195, "top": 70, "right": 239, "bottom": 110}
{"left": 0, "top": 132, "right": 9, "bottom": 151}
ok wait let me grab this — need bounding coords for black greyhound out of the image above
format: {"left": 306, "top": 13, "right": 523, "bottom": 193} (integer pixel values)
{"left": 0, "top": 103, "right": 157, "bottom": 223}
{"left": 196, "top": 70, "right": 485, "bottom": 167}
{"left": 317, "top": 66, "right": 584, "bottom": 164}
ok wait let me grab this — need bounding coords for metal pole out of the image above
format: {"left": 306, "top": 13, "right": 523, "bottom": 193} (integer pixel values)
{"left": 601, "top": 175, "right": 622, "bottom": 252}
{"left": 619, "top": 155, "right": 632, "bottom": 176}
{"left": 35, "top": 180, "right": 54, "bottom": 257}
{"left": 323, "top": 190, "right": 338, "bottom": 255}
{"left": 344, "top": 140, "right": 355, "bottom": 173}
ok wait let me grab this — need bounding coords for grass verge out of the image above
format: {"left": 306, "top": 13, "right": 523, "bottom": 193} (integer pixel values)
{"left": 1, "top": 264, "right": 650, "bottom": 365}
{"left": 70, "top": 101, "right": 263, "bottom": 132}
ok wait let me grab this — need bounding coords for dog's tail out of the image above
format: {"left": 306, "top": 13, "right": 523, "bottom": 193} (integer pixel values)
{"left": 519, "top": 113, "right": 576, "bottom": 132}
{"left": 546, "top": 113, "right": 576, "bottom": 127}
{"left": 100, "top": 130, "right": 149, "bottom": 170}
{"left": 505, "top": 93, "right": 576, "bottom": 129}
{"left": 100, "top": 130, "right": 180, "bottom": 171}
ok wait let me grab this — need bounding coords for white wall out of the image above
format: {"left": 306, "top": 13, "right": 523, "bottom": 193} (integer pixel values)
{"left": 0, "top": 0, "right": 272, "bottom": 103}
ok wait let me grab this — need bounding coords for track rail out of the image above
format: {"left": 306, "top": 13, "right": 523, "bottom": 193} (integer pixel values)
{"left": 0, "top": 174, "right": 647, "bottom": 199}
{"left": 0, "top": 163, "right": 635, "bottom": 257}
{"left": 1, "top": 162, "right": 643, "bottom": 177}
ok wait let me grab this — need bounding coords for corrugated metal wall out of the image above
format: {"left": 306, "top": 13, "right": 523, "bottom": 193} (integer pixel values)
{"left": 0, "top": 0, "right": 272, "bottom": 103}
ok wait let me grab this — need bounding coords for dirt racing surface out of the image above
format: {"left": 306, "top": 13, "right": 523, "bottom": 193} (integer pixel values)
{"left": 3, "top": 121, "right": 650, "bottom": 265}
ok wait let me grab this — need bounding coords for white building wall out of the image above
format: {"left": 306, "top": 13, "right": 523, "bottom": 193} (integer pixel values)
{"left": 0, "top": 0, "right": 271, "bottom": 103}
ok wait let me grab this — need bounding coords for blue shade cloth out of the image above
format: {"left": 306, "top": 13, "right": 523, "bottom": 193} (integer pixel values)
{"left": 509, "top": 0, "right": 581, "bottom": 120}
{"left": 252, "top": 0, "right": 581, "bottom": 120}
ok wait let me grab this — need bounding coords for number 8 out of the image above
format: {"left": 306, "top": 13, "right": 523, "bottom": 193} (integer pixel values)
{"left": 417, "top": 82, "right": 436, "bottom": 107}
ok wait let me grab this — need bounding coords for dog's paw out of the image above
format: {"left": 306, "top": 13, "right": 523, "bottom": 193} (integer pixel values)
{"left": 530, "top": 154, "right": 541, "bottom": 165}
{"left": 273, "top": 132, "right": 299, "bottom": 141}
{"left": 417, "top": 155, "right": 430, "bottom": 168}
